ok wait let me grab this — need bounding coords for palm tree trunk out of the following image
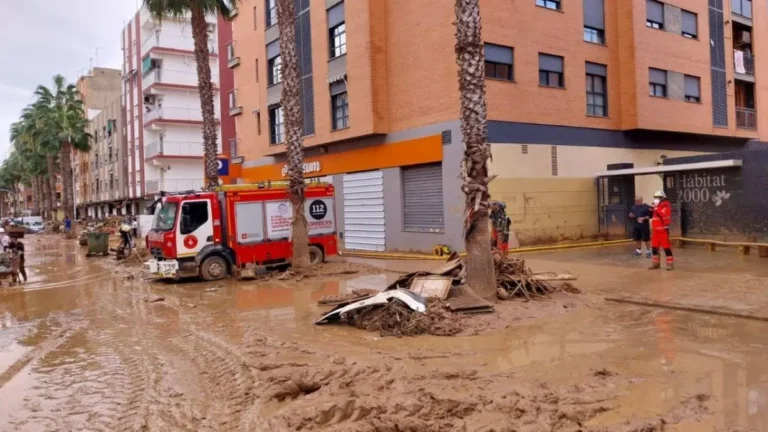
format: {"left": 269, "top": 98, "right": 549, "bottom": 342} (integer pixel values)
{"left": 455, "top": 0, "right": 496, "bottom": 298}
{"left": 277, "top": 0, "right": 310, "bottom": 268}
{"left": 31, "top": 177, "right": 40, "bottom": 216}
{"left": 190, "top": 7, "right": 219, "bottom": 190}
{"left": 60, "top": 142, "right": 73, "bottom": 219}
{"left": 46, "top": 155, "right": 58, "bottom": 220}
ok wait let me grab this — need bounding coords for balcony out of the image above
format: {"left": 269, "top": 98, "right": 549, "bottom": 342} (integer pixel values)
{"left": 141, "top": 34, "right": 217, "bottom": 57}
{"left": 733, "top": 50, "right": 755, "bottom": 77}
{"left": 144, "top": 107, "right": 216, "bottom": 126}
{"left": 144, "top": 141, "right": 204, "bottom": 159}
{"left": 143, "top": 68, "right": 219, "bottom": 92}
{"left": 736, "top": 107, "right": 757, "bottom": 129}
{"left": 145, "top": 178, "right": 205, "bottom": 194}
{"left": 732, "top": 0, "right": 752, "bottom": 21}
{"left": 227, "top": 42, "right": 240, "bottom": 68}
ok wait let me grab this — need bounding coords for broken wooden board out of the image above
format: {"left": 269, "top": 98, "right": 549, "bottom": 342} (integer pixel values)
{"left": 409, "top": 275, "right": 452, "bottom": 300}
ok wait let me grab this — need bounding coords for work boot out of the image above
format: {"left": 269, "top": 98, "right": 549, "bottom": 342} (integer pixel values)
{"left": 648, "top": 261, "right": 661, "bottom": 270}
{"left": 666, "top": 263, "right": 674, "bottom": 271}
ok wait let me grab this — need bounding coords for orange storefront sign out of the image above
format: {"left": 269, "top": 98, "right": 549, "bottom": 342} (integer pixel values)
{"left": 240, "top": 135, "right": 443, "bottom": 182}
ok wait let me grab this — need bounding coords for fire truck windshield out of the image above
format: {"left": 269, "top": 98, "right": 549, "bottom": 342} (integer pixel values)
{"left": 152, "top": 202, "right": 178, "bottom": 231}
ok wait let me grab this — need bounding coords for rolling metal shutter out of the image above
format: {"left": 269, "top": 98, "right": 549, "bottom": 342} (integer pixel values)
{"left": 342, "top": 171, "right": 385, "bottom": 251}
{"left": 403, "top": 164, "right": 444, "bottom": 232}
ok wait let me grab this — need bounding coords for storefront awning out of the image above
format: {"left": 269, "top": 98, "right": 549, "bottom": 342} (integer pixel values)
{"left": 595, "top": 159, "right": 742, "bottom": 177}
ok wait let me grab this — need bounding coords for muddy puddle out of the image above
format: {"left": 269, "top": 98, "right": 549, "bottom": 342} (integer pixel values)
{"left": 1, "top": 239, "right": 768, "bottom": 430}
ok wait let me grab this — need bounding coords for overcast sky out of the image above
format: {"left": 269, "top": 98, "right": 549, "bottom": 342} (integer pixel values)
{"left": 0, "top": 0, "right": 139, "bottom": 162}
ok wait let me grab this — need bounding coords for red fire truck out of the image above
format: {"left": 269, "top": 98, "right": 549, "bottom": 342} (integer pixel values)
{"left": 144, "top": 183, "right": 338, "bottom": 281}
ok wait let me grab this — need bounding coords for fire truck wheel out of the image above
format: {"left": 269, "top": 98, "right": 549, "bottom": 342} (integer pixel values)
{"left": 201, "top": 255, "right": 228, "bottom": 281}
{"left": 308, "top": 245, "right": 324, "bottom": 265}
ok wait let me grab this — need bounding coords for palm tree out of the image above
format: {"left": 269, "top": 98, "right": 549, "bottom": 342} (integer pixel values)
{"left": 454, "top": 0, "right": 496, "bottom": 297}
{"left": 34, "top": 75, "right": 91, "bottom": 221}
{"left": 276, "top": 0, "right": 310, "bottom": 268}
{"left": 143, "top": 0, "right": 240, "bottom": 190}
{"left": 9, "top": 112, "right": 53, "bottom": 219}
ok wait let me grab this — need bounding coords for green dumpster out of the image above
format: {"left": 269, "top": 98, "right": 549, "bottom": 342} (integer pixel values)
{"left": 86, "top": 232, "right": 110, "bottom": 257}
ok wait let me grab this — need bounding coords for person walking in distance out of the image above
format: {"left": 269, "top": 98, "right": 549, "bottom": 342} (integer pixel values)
{"left": 131, "top": 217, "right": 139, "bottom": 239}
{"left": 629, "top": 196, "right": 652, "bottom": 258}
{"left": 6, "top": 236, "right": 26, "bottom": 283}
{"left": 649, "top": 191, "right": 674, "bottom": 271}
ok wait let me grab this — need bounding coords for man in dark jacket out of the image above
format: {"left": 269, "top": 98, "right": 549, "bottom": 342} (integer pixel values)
{"left": 629, "top": 196, "right": 652, "bottom": 258}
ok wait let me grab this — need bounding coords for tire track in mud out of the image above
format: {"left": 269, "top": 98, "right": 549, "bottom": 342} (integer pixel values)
{"left": 171, "top": 321, "right": 257, "bottom": 432}
{"left": 0, "top": 314, "right": 82, "bottom": 389}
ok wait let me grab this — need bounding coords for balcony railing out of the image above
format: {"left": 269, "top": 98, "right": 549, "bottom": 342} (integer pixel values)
{"left": 146, "top": 178, "right": 205, "bottom": 194}
{"left": 145, "top": 141, "right": 204, "bottom": 159}
{"left": 141, "top": 34, "right": 217, "bottom": 56}
{"left": 736, "top": 107, "right": 757, "bottom": 129}
{"left": 229, "top": 138, "right": 238, "bottom": 157}
{"left": 144, "top": 107, "right": 212, "bottom": 124}
{"left": 143, "top": 68, "right": 219, "bottom": 90}
{"left": 734, "top": 50, "right": 755, "bottom": 75}
{"left": 732, "top": 0, "right": 752, "bottom": 19}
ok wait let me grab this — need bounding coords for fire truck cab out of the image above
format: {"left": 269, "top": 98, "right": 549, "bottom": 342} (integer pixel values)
{"left": 144, "top": 184, "right": 338, "bottom": 281}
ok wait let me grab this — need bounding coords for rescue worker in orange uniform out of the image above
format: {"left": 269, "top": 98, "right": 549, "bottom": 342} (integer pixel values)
{"left": 649, "top": 191, "right": 674, "bottom": 270}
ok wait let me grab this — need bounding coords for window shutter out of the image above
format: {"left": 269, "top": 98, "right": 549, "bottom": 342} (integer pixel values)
{"left": 327, "top": 2, "right": 344, "bottom": 28}
{"left": 682, "top": 10, "right": 697, "bottom": 35}
{"left": 330, "top": 80, "right": 346, "bottom": 95}
{"left": 484, "top": 44, "right": 513, "bottom": 64}
{"left": 684, "top": 75, "right": 700, "bottom": 97}
{"left": 266, "top": 40, "right": 280, "bottom": 59}
{"left": 539, "top": 54, "right": 564, "bottom": 73}
{"left": 647, "top": 0, "right": 664, "bottom": 22}
{"left": 649, "top": 68, "right": 667, "bottom": 84}
{"left": 402, "top": 164, "right": 444, "bottom": 232}
{"left": 583, "top": 0, "right": 605, "bottom": 29}
{"left": 586, "top": 62, "right": 607, "bottom": 76}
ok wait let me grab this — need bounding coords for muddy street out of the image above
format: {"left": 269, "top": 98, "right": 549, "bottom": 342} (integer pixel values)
{"left": 1, "top": 239, "right": 768, "bottom": 431}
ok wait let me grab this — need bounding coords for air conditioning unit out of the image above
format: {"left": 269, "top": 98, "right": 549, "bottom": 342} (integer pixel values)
{"left": 144, "top": 95, "right": 156, "bottom": 104}
{"left": 737, "top": 31, "right": 751, "bottom": 45}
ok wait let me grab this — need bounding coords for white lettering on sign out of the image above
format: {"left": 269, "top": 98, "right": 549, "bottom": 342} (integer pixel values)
{"left": 677, "top": 173, "right": 731, "bottom": 206}
{"left": 281, "top": 161, "right": 321, "bottom": 177}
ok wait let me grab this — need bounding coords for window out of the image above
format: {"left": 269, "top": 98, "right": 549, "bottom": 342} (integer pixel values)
{"left": 402, "top": 164, "right": 444, "bottom": 232}
{"left": 539, "top": 54, "right": 564, "bottom": 88}
{"left": 330, "top": 81, "right": 349, "bottom": 130}
{"left": 179, "top": 201, "right": 209, "bottom": 235}
{"left": 227, "top": 42, "right": 236, "bottom": 61}
{"left": 265, "top": 0, "right": 277, "bottom": 27}
{"left": 329, "top": 23, "right": 347, "bottom": 58}
{"left": 267, "top": 41, "right": 281, "bottom": 85}
{"left": 269, "top": 105, "right": 284, "bottom": 144}
{"left": 536, "top": 0, "right": 561, "bottom": 11}
{"left": 253, "top": 6, "right": 258, "bottom": 30}
{"left": 268, "top": 56, "right": 282, "bottom": 85}
{"left": 646, "top": 0, "right": 664, "bottom": 29}
{"left": 228, "top": 90, "right": 237, "bottom": 109}
{"left": 684, "top": 75, "right": 700, "bottom": 103}
{"left": 649, "top": 68, "right": 667, "bottom": 97}
{"left": 586, "top": 62, "right": 607, "bottom": 117}
{"left": 682, "top": 10, "right": 697, "bottom": 38}
{"left": 583, "top": 0, "right": 605, "bottom": 44}
{"left": 328, "top": 2, "right": 346, "bottom": 58}
{"left": 484, "top": 43, "right": 514, "bottom": 81}
{"left": 256, "top": 111, "right": 262, "bottom": 135}
{"left": 583, "top": 27, "right": 604, "bottom": 44}
{"left": 255, "top": 59, "right": 259, "bottom": 82}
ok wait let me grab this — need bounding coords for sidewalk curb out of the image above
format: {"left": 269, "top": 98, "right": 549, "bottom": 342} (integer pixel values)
{"left": 605, "top": 296, "right": 768, "bottom": 322}
{"left": 339, "top": 239, "right": 632, "bottom": 260}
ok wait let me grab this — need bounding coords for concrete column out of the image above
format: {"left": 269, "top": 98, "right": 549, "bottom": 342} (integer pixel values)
{"left": 664, "top": 4, "right": 682, "bottom": 35}
{"left": 667, "top": 71, "right": 685, "bottom": 101}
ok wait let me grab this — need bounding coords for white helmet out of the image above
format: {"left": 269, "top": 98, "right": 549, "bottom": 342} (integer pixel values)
{"left": 653, "top": 191, "right": 667, "bottom": 199}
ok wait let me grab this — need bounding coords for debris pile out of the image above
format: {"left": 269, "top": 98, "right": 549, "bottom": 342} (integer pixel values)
{"left": 350, "top": 299, "right": 465, "bottom": 337}
{"left": 0, "top": 252, "right": 14, "bottom": 273}
{"left": 492, "top": 250, "right": 579, "bottom": 300}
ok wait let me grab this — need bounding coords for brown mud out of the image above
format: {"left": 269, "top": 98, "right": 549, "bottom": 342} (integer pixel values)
{"left": 1, "top": 241, "right": 767, "bottom": 431}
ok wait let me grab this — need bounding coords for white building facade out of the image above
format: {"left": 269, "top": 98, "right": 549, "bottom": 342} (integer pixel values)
{"left": 121, "top": 7, "right": 221, "bottom": 213}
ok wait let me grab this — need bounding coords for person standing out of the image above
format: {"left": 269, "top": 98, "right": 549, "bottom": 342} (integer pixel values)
{"left": 6, "top": 236, "right": 26, "bottom": 283}
{"left": 490, "top": 201, "right": 512, "bottom": 253}
{"left": 629, "top": 196, "right": 652, "bottom": 258}
{"left": 649, "top": 191, "right": 674, "bottom": 271}
{"left": 131, "top": 217, "right": 139, "bottom": 239}
{"left": 64, "top": 216, "right": 72, "bottom": 236}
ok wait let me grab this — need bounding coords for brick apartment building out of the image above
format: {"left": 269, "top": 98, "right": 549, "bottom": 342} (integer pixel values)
{"left": 226, "top": 0, "right": 767, "bottom": 252}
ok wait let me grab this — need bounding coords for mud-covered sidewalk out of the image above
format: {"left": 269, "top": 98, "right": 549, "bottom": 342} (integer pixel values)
{"left": 1, "top": 239, "right": 767, "bottom": 431}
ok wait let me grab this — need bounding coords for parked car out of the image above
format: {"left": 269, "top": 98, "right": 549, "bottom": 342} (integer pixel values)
{"left": 25, "top": 221, "right": 44, "bottom": 234}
